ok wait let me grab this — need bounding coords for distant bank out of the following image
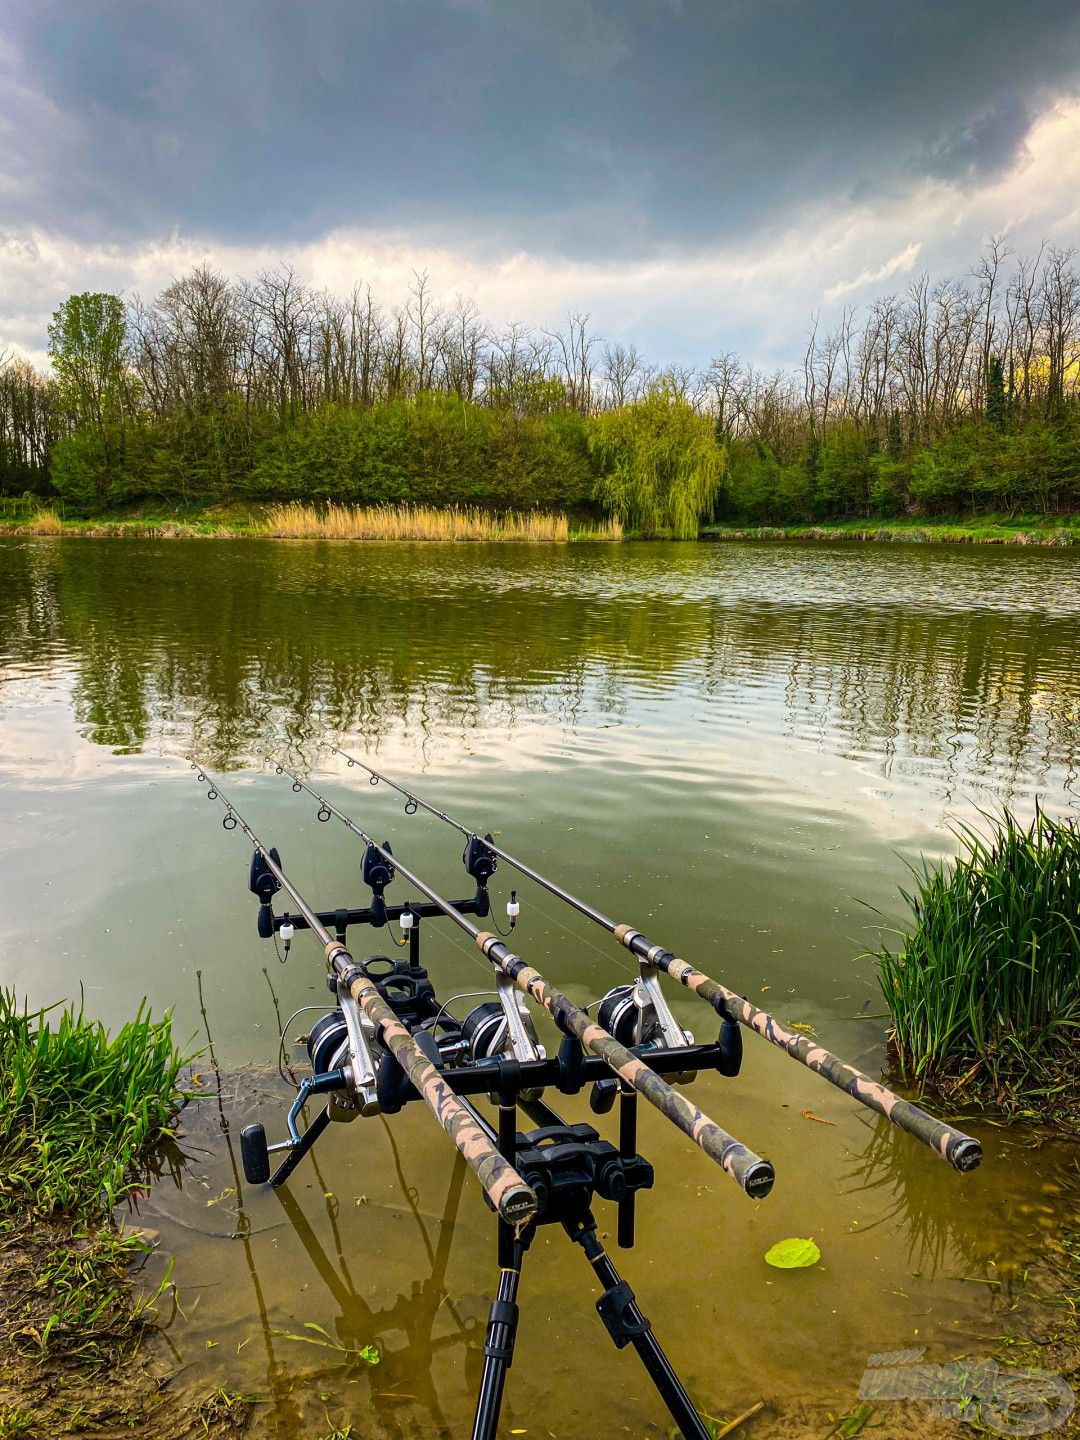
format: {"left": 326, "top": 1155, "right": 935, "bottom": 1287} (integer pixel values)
{"left": 1, "top": 502, "right": 1077, "bottom": 546}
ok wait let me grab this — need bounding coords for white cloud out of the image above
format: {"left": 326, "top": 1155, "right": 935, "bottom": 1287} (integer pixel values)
{"left": 3, "top": 96, "right": 1078, "bottom": 374}
{"left": 823, "top": 244, "right": 923, "bottom": 303}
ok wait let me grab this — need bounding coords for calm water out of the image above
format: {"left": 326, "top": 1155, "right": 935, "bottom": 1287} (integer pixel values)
{"left": 1, "top": 536, "right": 1078, "bottom": 1437}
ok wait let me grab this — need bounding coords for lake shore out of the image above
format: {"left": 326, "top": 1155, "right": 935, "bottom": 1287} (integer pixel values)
{"left": 702, "top": 516, "right": 1080, "bottom": 546}
{"left": 2, "top": 505, "right": 1078, "bottom": 545}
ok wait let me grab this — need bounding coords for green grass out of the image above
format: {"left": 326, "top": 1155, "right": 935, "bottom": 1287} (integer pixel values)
{"left": 0, "top": 989, "right": 189, "bottom": 1218}
{"left": 0, "top": 990, "right": 190, "bottom": 1364}
{"left": 0, "top": 1408, "right": 34, "bottom": 1439}
{"left": 702, "top": 514, "right": 1080, "bottom": 546}
{"left": 874, "top": 808, "right": 1080, "bottom": 1122}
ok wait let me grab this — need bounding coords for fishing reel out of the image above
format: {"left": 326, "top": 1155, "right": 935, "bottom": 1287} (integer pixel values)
{"left": 240, "top": 960, "right": 402, "bottom": 1186}
{"left": 587, "top": 975, "right": 697, "bottom": 1114}
{"left": 460, "top": 971, "right": 545, "bottom": 1068}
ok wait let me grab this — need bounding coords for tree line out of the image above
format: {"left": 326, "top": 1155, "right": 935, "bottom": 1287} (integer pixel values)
{"left": 1, "top": 238, "right": 1078, "bottom": 532}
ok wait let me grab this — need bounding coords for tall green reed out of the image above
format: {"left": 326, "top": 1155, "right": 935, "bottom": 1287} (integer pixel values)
{"left": 0, "top": 989, "right": 189, "bottom": 1220}
{"left": 875, "top": 807, "right": 1080, "bottom": 1118}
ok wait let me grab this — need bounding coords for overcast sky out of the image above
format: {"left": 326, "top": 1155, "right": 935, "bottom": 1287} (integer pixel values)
{"left": 2, "top": 0, "right": 1079, "bottom": 369}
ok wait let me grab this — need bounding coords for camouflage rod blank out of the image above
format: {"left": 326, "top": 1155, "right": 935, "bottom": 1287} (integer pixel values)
{"left": 612, "top": 930, "right": 982, "bottom": 1173}
{"left": 328, "top": 749, "right": 983, "bottom": 1175}
{"left": 472, "top": 930, "right": 774, "bottom": 1197}
{"left": 264, "top": 757, "right": 774, "bottom": 1200}
{"left": 192, "top": 766, "right": 539, "bottom": 1227}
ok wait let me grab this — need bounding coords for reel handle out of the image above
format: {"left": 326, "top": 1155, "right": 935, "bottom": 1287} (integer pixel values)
{"left": 240, "top": 1124, "right": 270, "bottom": 1185}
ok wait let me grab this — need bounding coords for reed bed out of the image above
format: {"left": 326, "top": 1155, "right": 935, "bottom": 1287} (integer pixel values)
{"left": 875, "top": 808, "right": 1080, "bottom": 1121}
{"left": 0, "top": 989, "right": 188, "bottom": 1218}
{"left": 263, "top": 501, "right": 621, "bottom": 542}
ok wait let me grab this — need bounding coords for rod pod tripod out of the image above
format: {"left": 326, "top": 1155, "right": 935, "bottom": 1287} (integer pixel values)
{"left": 468, "top": 1082, "right": 715, "bottom": 1440}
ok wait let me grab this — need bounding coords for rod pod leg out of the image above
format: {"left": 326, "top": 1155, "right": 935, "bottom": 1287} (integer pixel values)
{"left": 471, "top": 1242, "right": 525, "bottom": 1440}
{"left": 566, "top": 1213, "right": 712, "bottom": 1440}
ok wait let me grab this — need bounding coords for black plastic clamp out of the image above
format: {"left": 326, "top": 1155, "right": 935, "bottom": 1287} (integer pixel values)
{"left": 482, "top": 1299, "right": 520, "bottom": 1363}
{"left": 596, "top": 1280, "right": 651, "bottom": 1349}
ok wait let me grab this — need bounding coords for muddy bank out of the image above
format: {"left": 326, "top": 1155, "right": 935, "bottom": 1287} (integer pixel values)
{"left": 0, "top": 1218, "right": 254, "bottom": 1440}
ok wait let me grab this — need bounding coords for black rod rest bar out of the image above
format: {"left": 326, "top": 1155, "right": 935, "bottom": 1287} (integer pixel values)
{"left": 384, "top": 1031, "right": 743, "bottom": 1104}
{"left": 259, "top": 894, "right": 488, "bottom": 938}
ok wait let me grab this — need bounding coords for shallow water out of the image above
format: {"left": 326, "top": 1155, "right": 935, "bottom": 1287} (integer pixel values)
{"left": 1, "top": 536, "right": 1078, "bottom": 1437}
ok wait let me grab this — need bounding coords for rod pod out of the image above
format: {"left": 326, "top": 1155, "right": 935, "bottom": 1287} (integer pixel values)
{"left": 328, "top": 746, "right": 983, "bottom": 1174}
{"left": 191, "top": 765, "right": 538, "bottom": 1227}
{"left": 263, "top": 755, "right": 775, "bottom": 1200}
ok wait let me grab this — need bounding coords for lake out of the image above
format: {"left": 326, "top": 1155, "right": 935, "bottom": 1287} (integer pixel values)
{"left": 1, "top": 535, "right": 1078, "bottom": 1437}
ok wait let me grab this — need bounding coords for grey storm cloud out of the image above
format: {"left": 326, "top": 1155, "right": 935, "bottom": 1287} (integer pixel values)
{"left": 3, "top": 0, "right": 1079, "bottom": 259}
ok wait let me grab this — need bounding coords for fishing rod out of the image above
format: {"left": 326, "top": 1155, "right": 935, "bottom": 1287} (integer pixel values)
{"left": 190, "top": 764, "right": 538, "bottom": 1228}
{"left": 328, "top": 745, "right": 983, "bottom": 1175}
{"left": 263, "top": 752, "right": 774, "bottom": 1201}
{"left": 192, "top": 761, "right": 772, "bottom": 1439}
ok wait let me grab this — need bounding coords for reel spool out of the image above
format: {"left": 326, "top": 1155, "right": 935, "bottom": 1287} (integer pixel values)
{"left": 307, "top": 1008, "right": 350, "bottom": 1075}
{"left": 462, "top": 1000, "right": 509, "bottom": 1062}
{"left": 597, "top": 984, "right": 662, "bottom": 1048}
{"left": 306, "top": 1006, "right": 377, "bottom": 1123}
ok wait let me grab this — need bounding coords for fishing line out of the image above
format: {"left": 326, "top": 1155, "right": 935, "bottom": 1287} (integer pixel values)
{"left": 276, "top": 1005, "right": 331, "bottom": 1090}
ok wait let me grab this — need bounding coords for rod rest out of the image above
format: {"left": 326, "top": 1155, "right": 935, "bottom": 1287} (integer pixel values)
{"left": 509, "top": 1122, "right": 654, "bottom": 1228}
{"left": 379, "top": 1024, "right": 748, "bottom": 1109}
{"left": 589, "top": 1017, "right": 742, "bottom": 1113}
{"left": 259, "top": 893, "right": 489, "bottom": 939}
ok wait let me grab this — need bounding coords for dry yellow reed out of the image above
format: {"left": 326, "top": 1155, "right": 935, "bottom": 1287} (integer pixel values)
{"left": 26, "top": 508, "right": 65, "bottom": 535}
{"left": 262, "top": 502, "right": 593, "bottom": 542}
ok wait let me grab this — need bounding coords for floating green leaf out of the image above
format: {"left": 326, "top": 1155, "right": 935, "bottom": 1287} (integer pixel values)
{"left": 764, "top": 1237, "right": 821, "bottom": 1269}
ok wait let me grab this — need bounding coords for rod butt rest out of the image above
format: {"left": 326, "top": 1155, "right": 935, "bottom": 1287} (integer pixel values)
{"left": 951, "top": 1137, "right": 983, "bottom": 1173}
{"left": 743, "top": 1159, "right": 775, "bottom": 1200}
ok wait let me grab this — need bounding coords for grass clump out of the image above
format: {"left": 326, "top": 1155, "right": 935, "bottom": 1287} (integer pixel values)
{"left": 0, "top": 989, "right": 188, "bottom": 1218}
{"left": 23, "top": 508, "right": 65, "bottom": 535}
{"left": 875, "top": 808, "right": 1080, "bottom": 1124}
{"left": 0, "top": 990, "right": 190, "bottom": 1365}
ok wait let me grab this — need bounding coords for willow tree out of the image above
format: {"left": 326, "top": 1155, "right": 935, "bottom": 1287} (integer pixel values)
{"left": 589, "top": 391, "right": 723, "bottom": 537}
